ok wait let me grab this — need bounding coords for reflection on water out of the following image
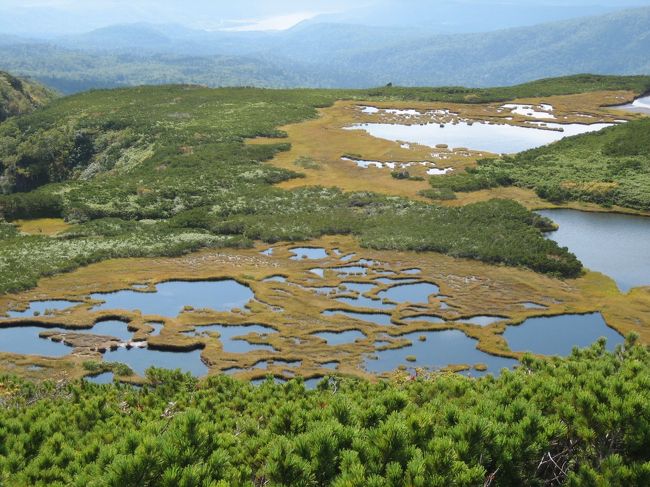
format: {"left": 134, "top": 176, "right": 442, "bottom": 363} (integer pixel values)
{"left": 538, "top": 209, "right": 650, "bottom": 292}
{"left": 85, "top": 372, "right": 114, "bottom": 384}
{"left": 503, "top": 313, "right": 624, "bottom": 356}
{"left": 290, "top": 247, "right": 328, "bottom": 260}
{"left": 103, "top": 347, "right": 208, "bottom": 376}
{"left": 611, "top": 95, "right": 650, "bottom": 114}
{"left": 377, "top": 283, "right": 439, "bottom": 303}
{"left": 365, "top": 329, "right": 517, "bottom": 376}
{"left": 347, "top": 120, "right": 613, "bottom": 154}
{"left": 91, "top": 280, "right": 254, "bottom": 317}
{"left": 0, "top": 326, "right": 68, "bottom": 357}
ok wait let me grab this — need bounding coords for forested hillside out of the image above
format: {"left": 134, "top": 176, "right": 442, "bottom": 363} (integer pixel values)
{"left": 0, "top": 71, "right": 56, "bottom": 122}
{"left": 0, "top": 8, "right": 649, "bottom": 93}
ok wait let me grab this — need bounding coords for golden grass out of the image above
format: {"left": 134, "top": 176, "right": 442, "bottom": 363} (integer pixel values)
{"left": 2, "top": 90, "right": 648, "bottom": 384}
{"left": 15, "top": 218, "right": 71, "bottom": 236}
{"left": 1, "top": 237, "right": 647, "bottom": 383}
{"left": 247, "top": 91, "right": 641, "bottom": 203}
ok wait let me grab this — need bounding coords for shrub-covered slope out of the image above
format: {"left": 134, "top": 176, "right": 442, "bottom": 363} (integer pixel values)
{"left": 0, "top": 71, "right": 56, "bottom": 123}
{"left": 427, "top": 118, "right": 650, "bottom": 211}
{"left": 0, "top": 338, "right": 648, "bottom": 486}
{"left": 0, "top": 81, "right": 609, "bottom": 294}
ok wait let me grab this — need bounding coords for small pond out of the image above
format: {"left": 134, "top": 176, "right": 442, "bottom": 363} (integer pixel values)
{"left": 503, "top": 313, "right": 624, "bottom": 356}
{"left": 314, "top": 330, "right": 366, "bottom": 345}
{"left": 304, "top": 377, "right": 323, "bottom": 390}
{"left": 402, "top": 268, "right": 422, "bottom": 275}
{"left": 251, "top": 376, "right": 288, "bottom": 386}
{"left": 146, "top": 322, "right": 164, "bottom": 336}
{"left": 377, "top": 283, "right": 439, "bottom": 303}
{"left": 320, "top": 361, "right": 338, "bottom": 370}
{"left": 85, "top": 372, "right": 115, "bottom": 384}
{"left": 103, "top": 347, "right": 208, "bottom": 376}
{"left": 91, "top": 280, "right": 254, "bottom": 317}
{"left": 290, "top": 247, "right": 328, "bottom": 260}
{"left": 347, "top": 121, "right": 613, "bottom": 154}
{"left": 323, "top": 310, "right": 393, "bottom": 326}
{"left": 538, "top": 209, "right": 650, "bottom": 292}
{"left": 365, "top": 329, "right": 517, "bottom": 376}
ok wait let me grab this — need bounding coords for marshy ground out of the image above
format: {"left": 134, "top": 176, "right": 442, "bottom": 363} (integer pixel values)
{"left": 1, "top": 80, "right": 649, "bottom": 385}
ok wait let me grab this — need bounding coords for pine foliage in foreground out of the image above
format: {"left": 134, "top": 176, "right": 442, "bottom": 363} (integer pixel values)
{"left": 0, "top": 337, "right": 648, "bottom": 486}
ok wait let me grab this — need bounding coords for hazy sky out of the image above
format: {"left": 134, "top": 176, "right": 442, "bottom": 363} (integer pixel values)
{"left": 1, "top": 0, "right": 649, "bottom": 36}
{"left": 0, "top": 0, "right": 358, "bottom": 32}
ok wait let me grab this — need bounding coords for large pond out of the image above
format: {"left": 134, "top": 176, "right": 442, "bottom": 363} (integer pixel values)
{"left": 365, "top": 329, "right": 517, "bottom": 376}
{"left": 346, "top": 121, "right": 613, "bottom": 154}
{"left": 91, "top": 280, "right": 254, "bottom": 317}
{"left": 503, "top": 313, "right": 624, "bottom": 356}
{"left": 538, "top": 209, "right": 650, "bottom": 292}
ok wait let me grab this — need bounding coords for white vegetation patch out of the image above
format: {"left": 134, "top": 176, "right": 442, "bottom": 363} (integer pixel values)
{"left": 341, "top": 156, "right": 452, "bottom": 174}
{"left": 0, "top": 231, "right": 230, "bottom": 293}
{"left": 501, "top": 103, "right": 556, "bottom": 120}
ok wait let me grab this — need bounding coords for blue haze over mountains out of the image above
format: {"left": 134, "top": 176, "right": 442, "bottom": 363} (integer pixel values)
{"left": 0, "top": 1, "right": 648, "bottom": 93}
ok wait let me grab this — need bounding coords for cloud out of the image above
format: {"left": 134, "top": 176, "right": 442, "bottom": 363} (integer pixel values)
{"left": 223, "top": 11, "right": 321, "bottom": 31}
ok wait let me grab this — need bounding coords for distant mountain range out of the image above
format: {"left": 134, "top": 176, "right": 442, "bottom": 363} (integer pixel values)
{"left": 0, "top": 7, "right": 648, "bottom": 93}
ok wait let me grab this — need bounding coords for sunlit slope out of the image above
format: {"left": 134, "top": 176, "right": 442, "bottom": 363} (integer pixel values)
{"left": 0, "top": 71, "right": 56, "bottom": 122}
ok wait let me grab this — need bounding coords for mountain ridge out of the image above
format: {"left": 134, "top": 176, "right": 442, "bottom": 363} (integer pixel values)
{"left": 0, "top": 7, "right": 648, "bottom": 93}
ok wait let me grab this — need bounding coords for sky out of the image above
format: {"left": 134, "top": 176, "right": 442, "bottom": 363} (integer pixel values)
{"left": 1, "top": 0, "right": 649, "bottom": 36}
{"left": 0, "top": 0, "right": 357, "bottom": 34}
